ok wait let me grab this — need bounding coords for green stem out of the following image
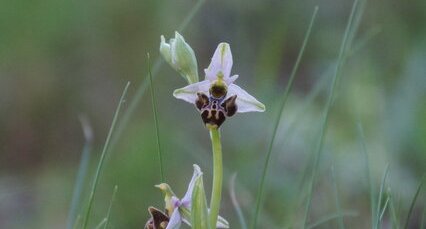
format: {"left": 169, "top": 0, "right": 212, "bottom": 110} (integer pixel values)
{"left": 82, "top": 82, "right": 130, "bottom": 229}
{"left": 209, "top": 127, "right": 223, "bottom": 228}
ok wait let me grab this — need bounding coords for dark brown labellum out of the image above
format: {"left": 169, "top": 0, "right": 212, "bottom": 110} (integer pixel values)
{"left": 144, "top": 207, "right": 169, "bottom": 229}
{"left": 222, "top": 95, "right": 237, "bottom": 117}
{"left": 195, "top": 92, "right": 238, "bottom": 128}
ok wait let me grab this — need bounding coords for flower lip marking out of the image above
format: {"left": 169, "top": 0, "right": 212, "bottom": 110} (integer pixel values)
{"left": 196, "top": 91, "right": 237, "bottom": 128}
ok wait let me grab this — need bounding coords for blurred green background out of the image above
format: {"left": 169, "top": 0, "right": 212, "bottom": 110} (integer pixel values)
{"left": 0, "top": 0, "right": 425, "bottom": 228}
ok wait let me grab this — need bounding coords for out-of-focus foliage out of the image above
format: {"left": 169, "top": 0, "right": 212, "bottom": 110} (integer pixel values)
{"left": 0, "top": 0, "right": 425, "bottom": 228}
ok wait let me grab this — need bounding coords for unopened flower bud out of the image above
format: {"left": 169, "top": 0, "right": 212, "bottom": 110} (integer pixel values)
{"left": 160, "top": 32, "right": 199, "bottom": 84}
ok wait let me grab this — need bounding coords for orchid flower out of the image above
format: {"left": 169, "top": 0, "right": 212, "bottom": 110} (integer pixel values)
{"left": 151, "top": 165, "right": 229, "bottom": 229}
{"left": 173, "top": 42, "right": 265, "bottom": 128}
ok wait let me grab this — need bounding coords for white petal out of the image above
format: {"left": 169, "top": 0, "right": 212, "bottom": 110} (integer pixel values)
{"left": 204, "top": 43, "right": 233, "bottom": 81}
{"left": 173, "top": 80, "right": 210, "bottom": 104}
{"left": 181, "top": 164, "right": 203, "bottom": 207}
{"left": 166, "top": 209, "right": 182, "bottom": 229}
{"left": 228, "top": 84, "right": 265, "bottom": 113}
{"left": 228, "top": 75, "right": 239, "bottom": 84}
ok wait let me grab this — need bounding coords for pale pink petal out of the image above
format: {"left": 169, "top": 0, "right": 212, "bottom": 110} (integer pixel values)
{"left": 228, "top": 75, "right": 239, "bottom": 84}
{"left": 227, "top": 84, "right": 265, "bottom": 113}
{"left": 166, "top": 209, "right": 182, "bottom": 229}
{"left": 204, "top": 43, "right": 233, "bottom": 81}
{"left": 173, "top": 80, "right": 210, "bottom": 104}
{"left": 181, "top": 164, "right": 202, "bottom": 207}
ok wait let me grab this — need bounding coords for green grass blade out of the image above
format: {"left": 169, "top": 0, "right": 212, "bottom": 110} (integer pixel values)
{"left": 306, "top": 211, "right": 358, "bottom": 229}
{"left": 356, "top": 122, "right": 376, "bottom": 228}
{"left": 229, "top": 174, "right": 248, "bottom": 229}
{"left": 346, "top": 0, "right": 367, "bottom": 48}
{"left": 191, "top": 173, "right": 210, "bottom": 229}
{"left": 290, "top": 30, "right": 381, "bottom": 182}
{"left": 331, "top": 165, "right": 345, "bottom": 229}
{"left": 104, "top": 185, "right": 118, "bottom": 229}
{"left": 72, "top": 215, "right": 82, "bottom": 229}
{"left": 176, "top": 0, "right": 205, "bottom": 32}
{"left": 379, "top": 196, "right": 389, "bottom": 221}
{"left": 404, "top": 175, "right": 425, "bottom": 229}
{"left": 302, "top": 1, "right": 360, "bottom": 227}
{"left": 94, "top": 218, "right": 107, "bottom": 229}
{"left": 82, "top": 82, "right": 131, "bottom": 229}
{"left": 348, "top": 26, "right": 381, "bottom": 57}
{"left": 334, "top": 0, "right": 366, "bottom": 90}
{"left": 388, "top": 191, "right": 400, "bottom": 229}
{"left": 107, "top": 0, "right": 206, "bottom": 156}
{"left": 375, "top": 164, "right": 390, "bottom": 229}
{"left": 251, "top": 7, "right": 319, "bottom": 228}
{"left": 148, "top": 53, "right": 165, "bottom": 182}
{"left": 296, "top": 28, "right": 378, "bottom": 190}
{"left": 67, "top": 116, "right": 94, "bottom": 229}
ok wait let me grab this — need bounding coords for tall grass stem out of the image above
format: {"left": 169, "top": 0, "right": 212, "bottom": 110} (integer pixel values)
{"left": 404, "top": 175, "right": 425, "bottom": 229}
{"left": 331, "top": 165, "right": 345, "bottom": 229}
{"left": 104, "top": 185, "right": 118, "bottom": 229}
{"left": 375, "top": 164, "right": 390, "bottom": 229}
{"left": 229, "top": 174, "right": 248, "bottom": 229}
{"left": 107, "top": 0, "right": 206, "bottom": 156}
{"left": 306, "top": 211, "right": 358, "bottom": 229}
{"left": 94, "top": 218, "right": 107, "bottom": 229}
{"left": 148, "top": 53, "right": 165, "bottom": 182}
{"left": 251, "top": 7, "right": 319, "bottom": 228}
{"left": 82, "top": 82, "right": 131, "bottom": 229}
{"left": 356, "top": 122, "right": 376, "bottom": 228}
{"left": 302, "top": 0, "right": 359, "bottom": 226}
{"left": 379, "top": 196, "right": 389, "bottom": 221}
{"left": 388, "top": 193, "right": 400, "bottom": 229}
{"left": 67, "top": 116, "right": 93, "bottom": 229}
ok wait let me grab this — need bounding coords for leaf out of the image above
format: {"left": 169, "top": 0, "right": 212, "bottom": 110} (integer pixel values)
{"left": 191, "top": 172, "right": 210, "bottom": 229}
